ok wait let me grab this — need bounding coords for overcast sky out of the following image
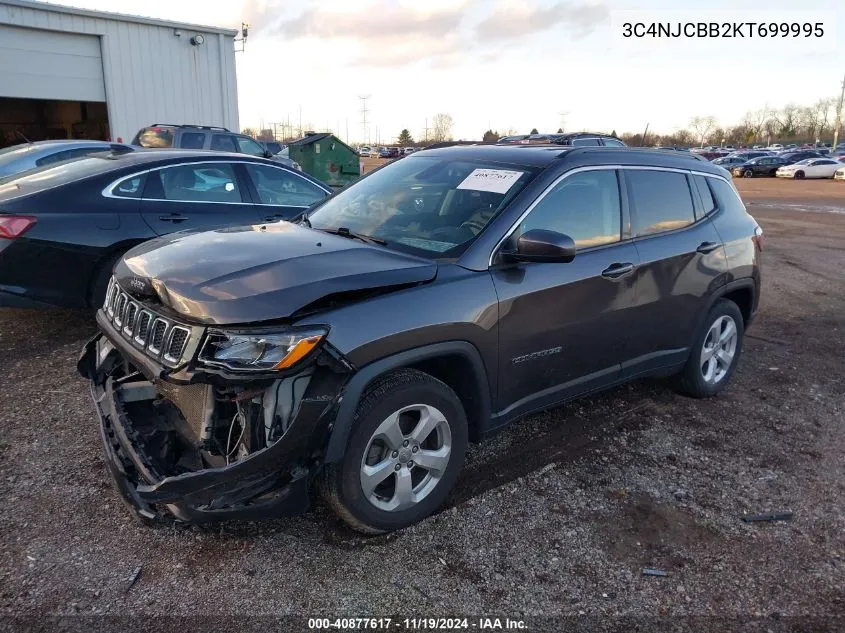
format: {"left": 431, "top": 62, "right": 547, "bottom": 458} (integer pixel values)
{"left": 67, "top": 0, "right": 844, "bottom": 143}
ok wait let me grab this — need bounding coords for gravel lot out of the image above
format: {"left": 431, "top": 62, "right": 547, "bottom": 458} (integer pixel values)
{"left": 1, "top": 179, "right": 843, "bottom": 630}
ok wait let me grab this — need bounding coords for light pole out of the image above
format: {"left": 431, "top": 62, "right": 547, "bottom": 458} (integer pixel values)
{"left": 833, "top": 71, "right": 845, "bottom": 150}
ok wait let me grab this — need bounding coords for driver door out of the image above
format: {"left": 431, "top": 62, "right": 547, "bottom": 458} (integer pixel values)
{"left": 241, "top": 162, "right": 331, "bottom": 222}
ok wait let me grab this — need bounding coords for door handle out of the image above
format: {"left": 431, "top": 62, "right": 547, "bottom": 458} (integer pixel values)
{"left": 697, "top": 241, "right": 720, "bottom": 254}
{"left": 601, "top": 262, "right": 635, "bottom": 279}
{"left": 159, "top": 214, "right": 189, "bottom": 222}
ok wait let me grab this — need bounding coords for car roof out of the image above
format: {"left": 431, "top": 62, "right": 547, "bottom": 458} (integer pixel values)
{"left": 411, "top": 144, "right": 727, "bottom": 175}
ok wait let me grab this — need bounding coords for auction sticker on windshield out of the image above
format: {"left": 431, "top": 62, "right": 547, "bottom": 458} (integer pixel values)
{"left": 457, "top": 169, "right": 523, "bottom": 194}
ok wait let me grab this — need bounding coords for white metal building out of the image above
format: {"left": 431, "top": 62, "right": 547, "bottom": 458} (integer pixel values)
{"left": 0, "top": 0, "right": 239, "bottom": 146}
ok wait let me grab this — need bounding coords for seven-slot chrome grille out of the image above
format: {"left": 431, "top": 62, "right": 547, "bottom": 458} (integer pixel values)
{"left": 103, "top": 276, "right": 192, "bottom": 366}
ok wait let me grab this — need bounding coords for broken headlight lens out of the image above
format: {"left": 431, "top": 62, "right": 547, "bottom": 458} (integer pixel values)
{"left": 200, "top": 327, "right": 327, "bottom": 372}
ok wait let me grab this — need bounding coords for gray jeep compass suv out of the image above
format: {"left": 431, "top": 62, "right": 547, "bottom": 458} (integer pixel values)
{"left": 79, "top": 145, "right": 762, "bottom": 533}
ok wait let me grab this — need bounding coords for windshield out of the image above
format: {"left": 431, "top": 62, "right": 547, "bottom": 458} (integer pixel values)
{"left": 307, "top": 155, "right": 539, "bottom": 257}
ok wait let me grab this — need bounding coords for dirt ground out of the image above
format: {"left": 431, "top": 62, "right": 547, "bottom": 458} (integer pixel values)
{"left": 0, "top": 178, "right": 843, "bottom": 630}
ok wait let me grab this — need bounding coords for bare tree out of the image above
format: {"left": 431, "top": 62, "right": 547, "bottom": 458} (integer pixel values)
{"left": 689, "top": 116, "right": 716, "bottom": 146}
{"left": 241, "top": 127, "right": 258, "bottom": 138}
{"left": 432, "top": 114, "right": 454, "bottom": 142}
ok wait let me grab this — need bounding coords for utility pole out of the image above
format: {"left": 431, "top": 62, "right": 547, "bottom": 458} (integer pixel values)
{"left": 359, "top": 95, "right": 370, "bottom": 145}
{"left": 833, "top": 71, "right": 845, "bottom": 150}
{"left": 557, "top": 111, "right": 569, "bottom": 133}
{"left": 298, "top": 105, "right": 302, "bottom": 138}
{"left": 423, "top": 119, "right": 430, "bottom": 143}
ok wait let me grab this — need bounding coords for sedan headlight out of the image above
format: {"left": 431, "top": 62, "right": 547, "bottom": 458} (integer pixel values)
{"left": 200, "top": 327, "right": 327, "bottom": 372}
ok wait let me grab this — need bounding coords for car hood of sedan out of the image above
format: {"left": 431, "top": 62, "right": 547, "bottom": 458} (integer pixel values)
{"left": 114, "top": 222, "right": 438, "bottom": 325}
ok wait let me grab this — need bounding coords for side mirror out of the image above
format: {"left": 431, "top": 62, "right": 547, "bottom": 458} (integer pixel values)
{"left": 505, "top": 229, "right": 576, "bottom": 263}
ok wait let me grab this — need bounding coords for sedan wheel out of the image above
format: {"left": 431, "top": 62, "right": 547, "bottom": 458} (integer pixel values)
{"left": 795, "top": 171, "right": 805, "bottom": 179}
{"left": 743, "top": 169, "right": 753, "bottom": 178}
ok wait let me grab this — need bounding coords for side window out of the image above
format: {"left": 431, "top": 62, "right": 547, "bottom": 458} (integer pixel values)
{"left": 692, "top": 175, "right": 715, "bottom": 216}
{"left": 603, "top": 139, "right": 626, "bottom": 147}
{"left": 627, "top": 169, "right": 695, "bottom": 237}
{"left": 235, "top": 136, "right": 266, "bottom": 157}
{"left": 517, "top": 169, "right": 621, "bottom": 249}
{"left": 708, "top": 178, "right": 746, "bottom": 216}
{"left": 571, "top": 137, "right": 601, "bottom": 147}
{"left": 210, "top": 135, "right": 238, "bottom": 152}
{"left": 179, "top": 132, "right": 206, "bottom": 149}
{"left": 111, "top": 173, "right": 147, "bottom": 199}
{"left": 150, "top": 164, "right": 243, "bottom": 203}
{"left": 244, "top": 163, "right": 328, "bottom": 207}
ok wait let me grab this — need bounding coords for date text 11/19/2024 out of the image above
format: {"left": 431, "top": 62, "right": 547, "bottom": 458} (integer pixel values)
{"left": 307, "top": 617, "right": 528, "bottom": 630}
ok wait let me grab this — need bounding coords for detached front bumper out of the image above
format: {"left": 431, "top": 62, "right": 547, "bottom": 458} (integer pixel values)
{"left": 79, "top": 334, "right": 343, "bottom": 524}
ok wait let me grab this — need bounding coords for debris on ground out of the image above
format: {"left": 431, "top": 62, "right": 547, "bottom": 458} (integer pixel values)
{"left": 741, "top": 512, "right": 794, "bottom": 523}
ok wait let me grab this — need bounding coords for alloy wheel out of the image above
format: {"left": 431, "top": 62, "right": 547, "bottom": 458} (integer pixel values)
{"left": 744, "top": 170, "right": 753, "bottom": 178}
{"left": 359, "top": 404, "right": 452, "bottom": 512}
{"left": 700, "top": 315, "right": 738, "bottom": 385}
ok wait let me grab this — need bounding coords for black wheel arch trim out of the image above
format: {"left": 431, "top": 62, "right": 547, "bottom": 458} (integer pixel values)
{"left": 695, "top": 278, "right": 757, "bottom": 337}
{"left": 324, "top": 341, "right": 491, "bottom": 463}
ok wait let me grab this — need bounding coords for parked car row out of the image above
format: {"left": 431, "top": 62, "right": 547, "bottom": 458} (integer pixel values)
{"left": 357, "top": 146, "right": 418, "bottom": 158}
{"left": 728, "top": 152, "right": 845, "bottom": 179}
{"left": 497, "top": 132, "right": 627, "bottom": 147}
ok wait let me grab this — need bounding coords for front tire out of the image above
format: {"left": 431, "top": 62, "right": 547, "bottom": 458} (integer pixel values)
{"left": 674, "top": 299, "right": 744, "bottom": 398}
{"left": 794, "top": 170, "right": 805, "bottom": 179}
{"left": 743, "top": 169, "right": 753, "bottom": 178}
{"left": 320, "top": 369, "right": 468, "bottom": 534}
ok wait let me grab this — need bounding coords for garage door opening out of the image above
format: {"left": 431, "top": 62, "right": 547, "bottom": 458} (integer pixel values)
{"left": 0, "top": 97, "right": 110, "bottom": 149}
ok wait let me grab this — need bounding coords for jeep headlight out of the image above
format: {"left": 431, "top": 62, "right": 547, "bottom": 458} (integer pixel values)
{"left": 200, "top": 327, "right": 327, "bottom": 372}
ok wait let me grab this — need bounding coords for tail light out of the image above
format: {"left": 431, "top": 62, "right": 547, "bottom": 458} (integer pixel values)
{"left": 0, "top": 215, "right": 36, "bottom": 240}
{"left": 753, "top": 225, "right": 764, "bottom": 251}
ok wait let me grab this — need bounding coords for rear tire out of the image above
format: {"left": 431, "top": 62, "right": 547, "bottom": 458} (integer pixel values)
{"left": 320, "top": 369, "right": 468, "bottom": 534}
{"left": 673, "top": 299, "right": 744, "bottom": 398}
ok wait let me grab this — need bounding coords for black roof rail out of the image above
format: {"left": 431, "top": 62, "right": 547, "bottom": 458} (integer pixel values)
{"left": 149, "top": 123, "right": 230, "bottom": 132}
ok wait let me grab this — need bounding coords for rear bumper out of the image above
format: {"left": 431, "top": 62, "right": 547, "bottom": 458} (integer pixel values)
{"left": 79, "top": 335, "right": 341, "bottom": 524}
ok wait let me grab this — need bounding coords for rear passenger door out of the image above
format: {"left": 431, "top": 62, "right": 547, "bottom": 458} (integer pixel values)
{"left": 139, "top": 162, "right": 264, "bottom": 235}
{"left": 621, "top": 169, "right": 727, "bottom": 376}
{"left": 241, "top": 162, "right": 330, "bottom": 221}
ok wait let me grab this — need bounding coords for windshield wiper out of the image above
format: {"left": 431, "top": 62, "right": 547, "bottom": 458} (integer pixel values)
{"left": 319, "top": 227, "right": 387, "bottom": 246}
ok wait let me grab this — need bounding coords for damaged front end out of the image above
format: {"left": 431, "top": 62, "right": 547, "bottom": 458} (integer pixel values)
{"left": 78, "top": 277, "right": 353, "bottom": 524}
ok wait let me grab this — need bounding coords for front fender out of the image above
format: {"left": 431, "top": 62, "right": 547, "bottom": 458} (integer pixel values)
{"left": 324, "top": 341, "right": 492, "bottom": 462}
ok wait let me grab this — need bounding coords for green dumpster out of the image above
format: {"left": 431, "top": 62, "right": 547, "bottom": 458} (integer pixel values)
{"left": 287, "top": 133, "right": 360, "bottom": 188}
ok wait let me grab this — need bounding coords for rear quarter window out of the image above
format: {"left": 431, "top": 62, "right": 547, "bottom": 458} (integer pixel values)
{"left": 708, "top": 177, "right": 746, "bottom": 216}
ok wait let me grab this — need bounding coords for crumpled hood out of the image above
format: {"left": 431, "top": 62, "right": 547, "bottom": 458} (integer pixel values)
{"left": 115, "top": 222, "right": 437, "bottom": 325}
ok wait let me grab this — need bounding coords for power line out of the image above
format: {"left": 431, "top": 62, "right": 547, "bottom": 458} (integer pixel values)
{"left": 359, "top": 95, "right": 370, "bottom": 144}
